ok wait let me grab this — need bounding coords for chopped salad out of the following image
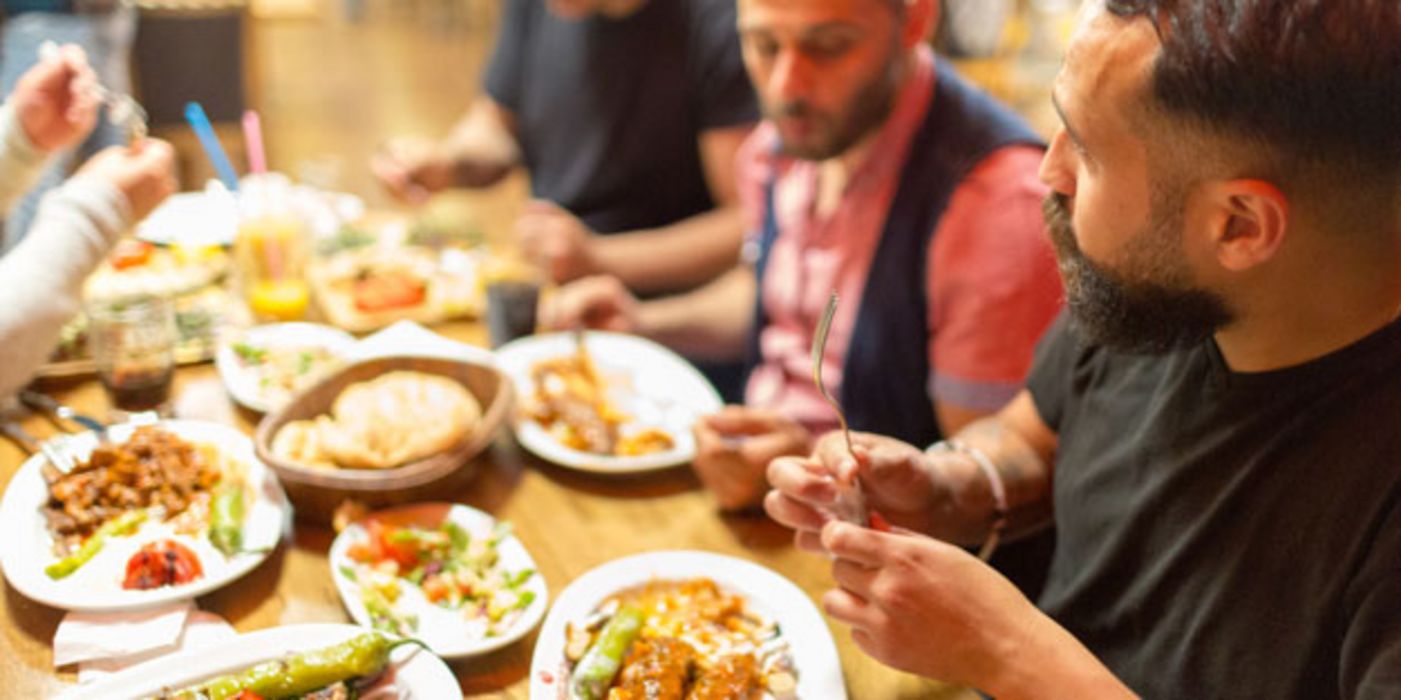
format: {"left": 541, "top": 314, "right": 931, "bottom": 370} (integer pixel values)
{"left": 229, "top": 340, "right": 343, "bottom": 409}
{"left": 341, "top": 517, "right": 537, "bottom": 639}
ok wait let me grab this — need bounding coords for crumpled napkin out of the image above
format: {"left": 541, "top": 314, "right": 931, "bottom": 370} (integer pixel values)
{"left": 350, "top": 320, "right": 496, "bottom": 365}
{"left": 53, "top": 602, "right": 193, "bottom": 668}
{"left": 54, "top": 604, "right": 238, "bottom": 683}
{"left": 75, "top": 609, "right": 237, "bottom": 684}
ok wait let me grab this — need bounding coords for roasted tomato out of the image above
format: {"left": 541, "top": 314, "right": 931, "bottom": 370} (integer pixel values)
{"left": 352, "top": 269, "right": 427, "bottom": 312}
{"left": 122, "top": 540, "right": 204, "bottom": 590}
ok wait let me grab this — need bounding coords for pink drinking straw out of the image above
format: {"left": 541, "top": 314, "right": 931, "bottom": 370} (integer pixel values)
{"left": 242, "top": 110, "right": 267, "bottom": 175}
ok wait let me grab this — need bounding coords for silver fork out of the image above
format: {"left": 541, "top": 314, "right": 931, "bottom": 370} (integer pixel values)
{"left": 812, "top": 291, "right": 869, "bottom": 526}
{"left": 20, "top": 390, "right": 109, "bottom": 443}
{"left": 0, "top": 418, "right": 79, "bottom": 474}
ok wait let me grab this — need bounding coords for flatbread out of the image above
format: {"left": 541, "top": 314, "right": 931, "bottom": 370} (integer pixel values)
{"left": 270, "top": 416, "right": 340, "bottom": 470}
{"left": 272, "top": 370, "right": 481, "bottom": 470}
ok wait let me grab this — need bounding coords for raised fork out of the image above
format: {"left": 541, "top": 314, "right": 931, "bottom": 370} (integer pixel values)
{"left": 811, "top": 291, "right": 869, "bottom": 526}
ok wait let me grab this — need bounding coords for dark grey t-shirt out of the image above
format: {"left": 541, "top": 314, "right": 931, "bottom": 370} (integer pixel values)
{"left": 484, "top": 0, "right": 758, "bottom": 234}
{"left": 1027, "top": 312, "right": 1401, "bottom": 699}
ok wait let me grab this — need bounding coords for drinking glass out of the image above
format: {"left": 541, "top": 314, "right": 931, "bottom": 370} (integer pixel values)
{"left": 87, "top": 295, "right": 176, "bottom": 415}
{"left": 483, "top": 255, "right": 542, "bottom": 348}
{"left": 236, "top": 175, "right": 312, "bottom": 321}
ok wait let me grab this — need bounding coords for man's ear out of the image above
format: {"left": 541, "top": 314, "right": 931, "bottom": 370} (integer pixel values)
{"left": 1202, "top": 179, "right": 1290, "bottom": 272}
{"left": 904, "top": 0, "right": 938, "bottom": 48}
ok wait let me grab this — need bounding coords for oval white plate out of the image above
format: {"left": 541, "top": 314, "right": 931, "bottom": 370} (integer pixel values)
{"left": 529, "top": 550, "right": 847, "bottom": 699}
{"left": 53, "top": 623, "right": 459, "bottom": 700}
{"left": 0, "top": 420, "right": 291, "bottom": 612}
{"left": 495, "top": 332, "right": 723, "bottom": 474}
{"left": 215, "top": 322, "right": 357, "bottom": 413}
{"left": 330, "top": 502, "right": 549, "bottom": 660}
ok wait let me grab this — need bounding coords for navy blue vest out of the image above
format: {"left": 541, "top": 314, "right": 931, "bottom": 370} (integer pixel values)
{"left": 749, "top": 61, "right": 1044, "bottom": 448}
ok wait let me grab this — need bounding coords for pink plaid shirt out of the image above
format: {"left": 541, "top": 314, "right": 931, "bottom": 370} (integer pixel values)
{"left": 739, "top": 47, "right": 1064, "bottom": 435}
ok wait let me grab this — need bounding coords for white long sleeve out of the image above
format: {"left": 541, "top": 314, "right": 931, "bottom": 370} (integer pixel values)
{"left": 0, "top": 175, "right": 131, "bottom": 398}
{"left": 0, "top": 102, "right": 53, "bottom": 216}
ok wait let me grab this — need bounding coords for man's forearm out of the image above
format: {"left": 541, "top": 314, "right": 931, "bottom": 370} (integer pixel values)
{"left": 634, "top": 265, "right": 755, "bottom": 362}
{"left": 591, "top": 206, "right": 744, "bottom": 295}
{"left": 442, "top": 98, "right": 520, "bottom": 188}
{"left": 987, "top": 609, "right": 1139, "bottom": 700}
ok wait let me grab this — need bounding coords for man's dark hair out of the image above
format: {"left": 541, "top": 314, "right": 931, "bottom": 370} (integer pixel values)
{"left": 1106, "top": 0, "right": 1401, "bottom": 225}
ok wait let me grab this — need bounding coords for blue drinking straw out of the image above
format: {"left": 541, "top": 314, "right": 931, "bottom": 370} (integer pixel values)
{"left": 184, "top": 101, "right": 241, "bottom": 191}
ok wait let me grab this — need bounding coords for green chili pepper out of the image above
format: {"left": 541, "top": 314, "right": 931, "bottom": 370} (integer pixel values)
{"left": 171, "top": 632, "right": 422, "bottom": 700}
{"left": 232, "top": 342, "right": 267, "bottom": 364}
{"left": 45, "top": 509, "right": 147, "bottom": 580}
{"left": 209, "top": 480, "right": 245, "bottom": 557}
{"left": 570, "top": 605, "right": 644, "bottom": 700}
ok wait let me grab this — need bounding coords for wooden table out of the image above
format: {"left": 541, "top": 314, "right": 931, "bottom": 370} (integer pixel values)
{"left": 0, "top": 320, "right": 974, "bottom": 699}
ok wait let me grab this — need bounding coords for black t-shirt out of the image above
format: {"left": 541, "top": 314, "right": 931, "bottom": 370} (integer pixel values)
{"left": 483, "top": 0, "right": 758, "bottom": 234}
{"left": 1027, "top": 312, "right": 1401, "bottom": 699}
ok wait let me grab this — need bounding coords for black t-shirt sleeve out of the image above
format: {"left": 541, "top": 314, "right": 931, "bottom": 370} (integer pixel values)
{"left": 1341, "top": 502, "right": 1401, "bottom": 699}
{"left": 1026, "top": 310, "right": 1079, "bottom": 432}
{"left": 687, "top": 0, "right": 759, "bottom": 130}
{"left": 483, "top": 0, "right": 533, "bottom": 111}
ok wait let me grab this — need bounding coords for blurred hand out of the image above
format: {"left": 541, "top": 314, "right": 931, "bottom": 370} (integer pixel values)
{"left": 370, "top": 137, "right": 458, "bottom": 204}
{"left": 820, "top": 521, "right": 1047, "bottom": 689}
{"left": 765, "top": 431, "right": 941, "bottom": 552}
{"left": 692, "top": 406, "right": 811, "bottom": 511}
{"left": 13, "top": 43, "right": 100, "bottom": 153}
{"left": 75, "top": 140, "right": 177, "bottom": 221}
{"left": 515, "top": 199, "right": 599, "bottom": 284}
{"left": 540, "top": 275, "right": 639, "bottom": 333}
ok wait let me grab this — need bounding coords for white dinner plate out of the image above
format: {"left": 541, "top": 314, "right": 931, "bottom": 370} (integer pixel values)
{"left": 495, "top": 332, "right": 723, "bottom": 473}
{"left": 53, "top": 623, "right": 459, "bottom": 699}
{"left": 215, "top": 322, "right": 358, "bottom": 413}
{"left": 329, "top": 502, "right": 549, "bottom": 660}
{"left": 529, "top": 550, "right": 847, "bottom": 700}
{"left": 0, "top": 420, "right": 291, "bottom": 612}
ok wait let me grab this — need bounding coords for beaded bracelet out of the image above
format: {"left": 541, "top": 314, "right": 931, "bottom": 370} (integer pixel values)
{"left": 929, "top": 439, "right": 1009, "bottom": 561}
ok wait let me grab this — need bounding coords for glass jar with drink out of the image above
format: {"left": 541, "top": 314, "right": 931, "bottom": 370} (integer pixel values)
{"left": 87, "top": 294, "right": 177, "bottom": 417}
{"left": 236, "top": 174, "right": 311, "bottom": 321}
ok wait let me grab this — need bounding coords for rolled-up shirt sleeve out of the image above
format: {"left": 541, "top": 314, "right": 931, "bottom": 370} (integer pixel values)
{"left": 927, "top": 145, "right": 1063, "bottom": 413}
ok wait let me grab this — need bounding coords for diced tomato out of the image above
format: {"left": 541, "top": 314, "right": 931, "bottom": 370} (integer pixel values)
{"left": 231, "top": 691, "right": 265, "bottom": 700}
{"left": 110, "top": 239, "right": 155, "bottom": 270}
{"left": 123, "top": 540, "right": 204, "bottom": 590}
{"left": 363, "top": 520, "right": 418, "bottom": 570}
{"left": 346, "top": 542, "right": 374, "bottom": 563}
{"left": 352, "top": 270, "right": 426, "bottom": 313}
{"left": 422, "top": 575, "right": 452, "bottom": 604}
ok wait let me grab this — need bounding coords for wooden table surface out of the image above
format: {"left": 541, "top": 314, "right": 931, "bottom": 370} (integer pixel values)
{"left": 0, "top": 319, "right": 973, "bottom": 699}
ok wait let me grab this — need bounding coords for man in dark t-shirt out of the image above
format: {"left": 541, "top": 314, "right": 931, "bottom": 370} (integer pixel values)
{"left": 763, "top": 1, "right": 1401, "bottom": 697}
{"left": 372, "top": 0, "right": 758, "bottom": 297}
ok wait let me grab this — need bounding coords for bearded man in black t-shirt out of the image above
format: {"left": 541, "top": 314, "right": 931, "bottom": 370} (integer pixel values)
{"left": 764, "top": 1, "right": 1401, "bottom": 698}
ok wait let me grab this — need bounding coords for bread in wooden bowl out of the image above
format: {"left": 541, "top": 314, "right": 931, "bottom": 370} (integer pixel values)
{"left": 255, "top": 356, "right": 512, "bottom": 522}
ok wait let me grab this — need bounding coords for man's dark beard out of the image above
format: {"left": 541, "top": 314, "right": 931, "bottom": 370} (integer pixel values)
{"left": 766, "top": 51, "right": 899, "bottom": 160}
{"left": 1043, "top": 193, "right": 1235, "bottom": 354}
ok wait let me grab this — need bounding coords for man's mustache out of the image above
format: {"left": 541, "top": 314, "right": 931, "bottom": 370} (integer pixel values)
{"left": 766, "top": 100, "right": 817, "bottom": 120}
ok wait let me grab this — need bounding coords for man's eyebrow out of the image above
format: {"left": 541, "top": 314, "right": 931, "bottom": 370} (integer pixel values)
{"left": 1051, "top": 92, "right": 1091, "bottom": 156}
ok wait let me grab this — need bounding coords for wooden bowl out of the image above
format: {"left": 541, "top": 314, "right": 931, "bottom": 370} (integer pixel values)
{"left": 254, "top": 356, "right": 512, "bottom": 523}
